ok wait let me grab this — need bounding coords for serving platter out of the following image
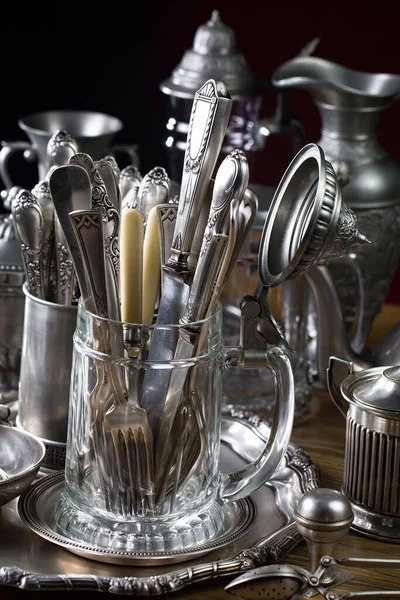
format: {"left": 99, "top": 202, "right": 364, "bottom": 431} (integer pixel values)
{"left": 0, "top": 408, "right": 320, "bottom": 595}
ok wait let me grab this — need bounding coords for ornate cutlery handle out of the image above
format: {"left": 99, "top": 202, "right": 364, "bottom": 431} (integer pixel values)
{"left": 69, "top": 209, "right": 108, "bottom": 320}
{"left": 11, "top": 189, "right": 45, "bottom": 299}
{"left": 168, "top": 79, "right": 232, "bottom": 270}
{"left": 182, "top": 149, "right": 249, "bottom": 324}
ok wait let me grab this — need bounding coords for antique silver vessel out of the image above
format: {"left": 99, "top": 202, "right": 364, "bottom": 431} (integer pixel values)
{"left": 0, "top": 210, "right": 25, "bottom": 400}
{"left": 272, "top": 56, "right": 400, "bottom": 351}
{"left": 159, "top": 10, "right": 270, "bottom": 183}
{"left": 328, "top": 357, "right": 400, "bottom": 542}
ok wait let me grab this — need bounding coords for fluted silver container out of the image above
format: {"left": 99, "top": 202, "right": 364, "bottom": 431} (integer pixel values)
{"left": 328, "top": 357, "right": 400, "bottom": 543}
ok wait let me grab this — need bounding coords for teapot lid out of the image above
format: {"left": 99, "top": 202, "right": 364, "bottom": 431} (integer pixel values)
{"left": 349, "top": 366, "right": 400, "bottom": 415}
{"left": 160, "top": 11, "right": 267, "bottom": 99}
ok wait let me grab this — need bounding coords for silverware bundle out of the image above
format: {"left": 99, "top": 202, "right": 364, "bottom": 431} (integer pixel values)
{"left": 10, "top": 129, "right": 141, "bottom": 305}
{"left": 11, "top": 79, "right": 259, "bottom": 516}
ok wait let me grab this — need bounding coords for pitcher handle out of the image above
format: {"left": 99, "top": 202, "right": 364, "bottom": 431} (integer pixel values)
{"left": 220, "top": 344, "right": 294, "bottom": 503}
{"left": 325, "top": 252, "right": 367, "bottom": 354}
{"left": 0, "top": 141, "right": 37, "bottom": 196}
{"left": 108, "top": 143, "right": 140, "bottom": 169}
{"left": 327, "top": 356, "right": 353, "bottom": 418}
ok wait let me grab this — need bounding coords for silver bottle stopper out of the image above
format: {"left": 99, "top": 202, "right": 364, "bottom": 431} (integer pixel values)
{"left": 294, "top": 487, "right": 354, "bottom": 573}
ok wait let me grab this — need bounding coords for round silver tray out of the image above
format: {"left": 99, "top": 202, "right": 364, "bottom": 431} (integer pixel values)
{"left": 0, "top": 409, "right": 321, "bottom": 595}
{"left": 18, "top": 472, "right": 256, "bottom": 566}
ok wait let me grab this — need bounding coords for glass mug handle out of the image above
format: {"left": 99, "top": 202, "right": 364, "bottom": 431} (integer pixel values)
{"left": 0, "top": 141, "right": 37, "bottom": 198}
{"left": 221, "top": 344, "right": 294, "bottom": 503}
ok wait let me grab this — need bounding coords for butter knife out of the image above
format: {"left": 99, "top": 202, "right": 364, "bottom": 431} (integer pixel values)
{"left": 154, "top": 149, "right": 249, "bottom": 471}
{"left": 140, "top": 79, "right": 232, "bottom": 434}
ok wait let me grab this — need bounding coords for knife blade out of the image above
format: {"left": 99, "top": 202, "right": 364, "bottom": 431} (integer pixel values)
{"left": 139, "top": 79, "right": 232, "bottom": 434}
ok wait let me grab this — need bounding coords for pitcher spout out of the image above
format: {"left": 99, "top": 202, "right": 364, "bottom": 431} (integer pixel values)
{"left": 272, "top": 56, "right": 400, "bottom": 139}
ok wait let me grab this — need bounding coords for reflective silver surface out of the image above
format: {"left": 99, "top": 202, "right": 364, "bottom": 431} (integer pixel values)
{"left": 328, "top": 359, "right": 400, "bottom": 542}
{"left": 0, "top": 423, "right": 45, "bottom": 506}
{"left": 272, "top": 56, "right": 400, "bottom": 349}
{"left": 0, "top": 411, "right": 319, "bottom": 594}
{"left": 160, "top": 11, "right": 265, "bottom": 100}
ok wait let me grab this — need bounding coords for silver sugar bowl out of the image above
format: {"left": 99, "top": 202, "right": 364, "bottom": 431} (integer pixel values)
{"left": 0, "top": 208, "right": 25, "bottom": 402}
{"left": 328, "top": 356, "right": 400, "bottom": 543}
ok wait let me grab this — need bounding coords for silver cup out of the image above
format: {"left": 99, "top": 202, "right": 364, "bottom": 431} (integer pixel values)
{"left": 0, "top": 109, "right": 138, "bottom": 194}
{"left": 16, "top": 283, "right": 78, "bottom": 471}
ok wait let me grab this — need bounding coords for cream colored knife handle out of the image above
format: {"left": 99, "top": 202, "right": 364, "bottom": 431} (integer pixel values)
{"left": 119, "top": 208, "right": 144, "bottom": 324}
{"left": 142, "top": 205, "right": 161, "bottom": 324}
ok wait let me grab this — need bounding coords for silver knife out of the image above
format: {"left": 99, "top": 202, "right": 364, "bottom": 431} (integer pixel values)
{"left": 139, "top": 79, "right": 232, "bottom": 432}
{"left": 153, "top": 150, "right": 249, "bottom": 470}
{"left": 68, "top": 209, "right": 109, "bottom": 320}
{"left": 69, "top": 152, "right": 121, "bottom": 322}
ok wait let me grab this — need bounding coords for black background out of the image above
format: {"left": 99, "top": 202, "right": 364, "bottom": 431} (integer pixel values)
{"left": 1, "top": 0, "right": 400, "bottom": 300}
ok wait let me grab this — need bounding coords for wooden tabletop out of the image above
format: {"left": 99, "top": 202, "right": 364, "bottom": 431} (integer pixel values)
{"left": 3, "top": 303, "right": 400, "bottom": 599}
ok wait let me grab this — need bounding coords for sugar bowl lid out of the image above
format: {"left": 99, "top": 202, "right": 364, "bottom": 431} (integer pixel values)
{"left": 344, "top": 365, "right": 400, "bottom": 416}
{"left": 160, "top": 11, "right": 267, "bottom": 99}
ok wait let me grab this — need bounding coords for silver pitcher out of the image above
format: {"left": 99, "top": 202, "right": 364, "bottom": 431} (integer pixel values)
{"left": 272, "top": 56, "right": 400, "bottom": 352}
{"left": 0, "top": 109, "right": 139, "bottom": 196}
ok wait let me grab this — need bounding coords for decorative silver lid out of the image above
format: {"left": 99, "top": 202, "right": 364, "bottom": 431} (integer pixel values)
{"left": 349, "top": 365, "right": 400, "bottom": 414}
{"left": 258, "top": 143, "right": 369, "bottom": 288}
{"left": 160, "top": 11, "right": 267, "bottom": 100}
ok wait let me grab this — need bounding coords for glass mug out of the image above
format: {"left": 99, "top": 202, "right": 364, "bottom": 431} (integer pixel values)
{"left": 55, "top": 301, "right": 294, "bottom": 554}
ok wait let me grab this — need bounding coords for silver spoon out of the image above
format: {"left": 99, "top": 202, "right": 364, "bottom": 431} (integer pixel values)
{"left": 11, "top": 189, "right": 45, "bottom": 299}
{"left": 31, "top": 179, "right": 55, "bottom": 301}
{"left": 119, "top": 164, "right": 142, "bottom": 201}
{"left": 136, "top": 166, "right": 171, "bottom": 225}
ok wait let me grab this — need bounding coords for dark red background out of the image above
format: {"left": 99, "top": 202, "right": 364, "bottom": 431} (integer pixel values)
{"left": 147, "top": 0, "right": 400, "bottom": 304}
{"left": 2, "top": 1, "right": 400, "bottom": 302}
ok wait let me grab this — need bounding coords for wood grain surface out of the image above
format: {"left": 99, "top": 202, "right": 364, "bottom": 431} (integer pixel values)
{"left": 2, "top": 303, "right": 400, "bottom": 599}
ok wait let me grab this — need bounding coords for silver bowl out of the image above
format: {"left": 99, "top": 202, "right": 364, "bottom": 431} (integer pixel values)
{"left": 0, "top": 424, "right": 46, "bottom": 506}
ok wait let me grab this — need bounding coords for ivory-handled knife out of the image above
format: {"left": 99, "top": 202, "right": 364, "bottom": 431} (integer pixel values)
{"left": 142, "top": 205, "right": 161, "bottom": 324}
{"left": 119, "top": 207, "right": 144, "bottom": 325}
